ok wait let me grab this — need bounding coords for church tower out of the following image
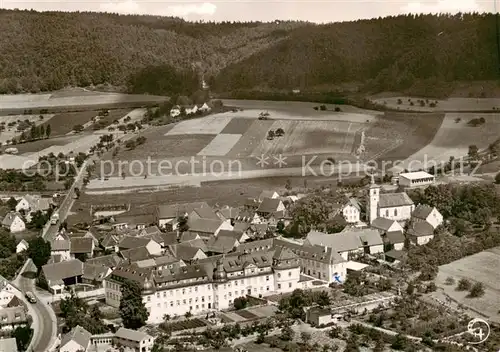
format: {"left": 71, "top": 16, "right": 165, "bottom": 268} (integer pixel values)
{"left": 367, "top": 174, "right": 380, "bottom": 224}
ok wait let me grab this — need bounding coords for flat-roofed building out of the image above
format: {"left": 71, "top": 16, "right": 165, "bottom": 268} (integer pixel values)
{"left": 398, "top": 171, "right": 435, "bottom": 188}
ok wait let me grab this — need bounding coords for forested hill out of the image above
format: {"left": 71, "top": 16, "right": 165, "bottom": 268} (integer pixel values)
{"left": 0, "top": 10, "right": 499, "bottom": 96}
{"left": 0, "top": 10, "right": 304, "bottom": 94}
{"left": 215, "top": 13, "right": 500, "bottom": 95}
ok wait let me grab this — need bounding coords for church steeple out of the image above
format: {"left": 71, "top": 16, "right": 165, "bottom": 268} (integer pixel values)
{"left": 367, "top": 172, "right": 380, "bottom": 224}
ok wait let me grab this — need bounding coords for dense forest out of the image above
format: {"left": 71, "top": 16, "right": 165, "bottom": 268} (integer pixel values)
{"left": 0, "top": 10, "right": 499, "bottom": 95}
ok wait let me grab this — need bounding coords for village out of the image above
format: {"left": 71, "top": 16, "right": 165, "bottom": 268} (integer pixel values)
{"left": 2, "top": 166, "right": 481, "bottom": 352}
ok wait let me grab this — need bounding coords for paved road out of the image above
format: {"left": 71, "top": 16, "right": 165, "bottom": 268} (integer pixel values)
{"left": 42, "top": 159, "right": 90, "bottom": 241}
{"left": 13, "top": 259, "right": 57, "bottom": 352}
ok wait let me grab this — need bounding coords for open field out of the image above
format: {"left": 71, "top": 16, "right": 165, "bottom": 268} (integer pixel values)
{"left": 0, "top": 88, "right": 167, "bottom": 113}
{"left": 226, "top": 119, "right": 274, "bottom": 158}
{"left": 197, "top": 134, "right": 242, "bottom": 156}
{"left": 390, "top": 113, "right": 500, "bottom": 172}
{"left": 250, "top": 120, "right": 362, "bottom": 157}
{"left": 43, "top": 109, "right": 131, "bottom": 136}
{"left": 370, "top": 95, "right": 500, "bottom": 112}
{"left": 165, "top": 115, "right": 233, "bottom": 135}
{"left": 435, "top": 246, "right": 500, "bottom": 323}
{"left": 222, "top": 99, "right": 383, "bottom": 118}
{"left": 220, "top": 117, "right": 256, "bottom": 134}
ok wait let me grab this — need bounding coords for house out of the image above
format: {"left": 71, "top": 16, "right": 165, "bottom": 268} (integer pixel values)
{"left": 412, "top": 205, "right": 443, "bottom": 229}
{"left": 118, "top": 236, "right": 162, "bottom": 255}
{"left": 0, "top": 338, "right": 17, "bottom": 352}
{"left": 0, "top": 305, "right": 28, "bottom": 331}
{"left": 41, "top": 259, "right": 84, "bottom": 294}
{"left": 306, "top": 307, "right": 333, "bottom": 326}
{"left": 82, "top": 263, "right": 111, "bottom": 287}
{"left": 398, "top": 171, "right": 435, "bottom": 188}
{"left": 156, "top": 202, "right": 210, "bottom": 229}
{"left": 86, "top": 254, "right": 122, "bottom": 270}
{"left": 216, "top": 206, "right": 240, "bottom": 221}
{"left": 188, "top": 206, "right": 219, "bottom": 221}
{"left": 382, "top": 231, "right": 406, "bottom": 251}
{"left": 100, "top": 233, "right": 119, "bottom": 252}
{"left": 70, "top": 237, "right": 95, "bottom": 259}
{"left": 206, "top": 235, "right": 240, "bottom": 254}
{"left": 1, "top": 212, "right": 25, "bottom": 233}
{"left": 216, "top": 230, "right": 249, "bottom": 243}
{"left": 50, "top": 239, "right": 71, "bottom": 261}
{"left": 233, "top": 209, "right": 259, "bottom": 224}
{"left": 199, "top": 102, "right": 211, "bottom": 112}
{"left": 186, "top": 218, "right": 233, "bottom": 239}
{"left": 354, "top": 229, "right": 384, "bottom": 255}
{"left": 258, "top": 190, "right": 280, "bottom": 202}
{"left": 139, "top": 225, "right": 162, "bottom": 238}
{"left": 120, "top": 246, "right": 152, "bottom": 262}
{"left": 370, "top": 218, "right": 404, "bottom": 233}
{"left": 170, "top": 105, "right": 181, "bottom": 118}
{"left": 0, "top": 275, "right": 16, "bottom": 308}
{"left": 407, "top": 221, "right": 435, "bottom": 245}
{"left": 15, "top": 194, "right": 52, "bottom": 215}
{"left": 256, "top": 198, "right": 285, "bottom": 217}
{"left": 179, "top": 232, "right": 200, "bottom": 243}
{"left": 60, "top": 325, "right": 91, "bottom": 352}
{"left": 342, "top": 198, "right": 362, "bottom": 224}
{"left": 305, "top": 230, "right": 362, "bottom": 260}
{"left": 113, "top": 328, "right": 155, "bottom": 352}
{"left": 366, "top": 177, "right": 415, "bottom": 224}
{"left": 54, "top": 230, "right": 70, "bottom": 241}
{"left": 16, "top": 240, "right": 28, "bottom": 254}
{"left": 168, "top": 243, "right": 207, "bottom": 261}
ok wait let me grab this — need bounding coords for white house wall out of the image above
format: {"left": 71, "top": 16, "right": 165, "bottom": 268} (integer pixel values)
{"left": 378, "top": 205, "right": 414, "bottom": 222}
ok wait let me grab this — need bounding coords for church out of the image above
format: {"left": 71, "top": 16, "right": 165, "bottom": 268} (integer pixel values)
{"left": 367, "top": 176, "right": 415, "bottom": 224}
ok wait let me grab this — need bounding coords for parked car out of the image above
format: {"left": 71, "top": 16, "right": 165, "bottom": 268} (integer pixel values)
{"left": 25, "top": 291, "right": 37, "bottom": 304}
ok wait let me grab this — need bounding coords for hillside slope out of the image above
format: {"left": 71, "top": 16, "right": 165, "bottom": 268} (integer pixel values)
{"left": 0, "top": 10, "right": 303, "bottom": 93}
{"left": 1, "top": 11, "right": 499, "bottom": 96}
{"left": 215, "top": 13, "right": 500, "bottom": 95}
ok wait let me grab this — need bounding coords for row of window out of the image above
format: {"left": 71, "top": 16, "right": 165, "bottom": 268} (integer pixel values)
{"left": 150, "top": 295, "right": 213, "bottom": 307}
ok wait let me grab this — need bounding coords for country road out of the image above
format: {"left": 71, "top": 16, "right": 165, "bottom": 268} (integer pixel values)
{"left": 42, "top": 158, "right": 90, "bottom": 241}
{"left": 12, "top": 259, "right": 57, "bottom": 352}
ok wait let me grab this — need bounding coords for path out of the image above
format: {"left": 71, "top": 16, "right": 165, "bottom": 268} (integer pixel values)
{"left": 12, "top": 259, "right": 57, "bottom": 352}
{"left": 42, "top": 158, "right": 90, "bottom": 241}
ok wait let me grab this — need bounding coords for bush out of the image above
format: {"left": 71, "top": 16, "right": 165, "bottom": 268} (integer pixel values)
{"left": 444, "top": 277, "right": 455, "bottom": 285}
{"left": 495, "top": 172, "right": 500, "bottom": 184}
{"left": 233, "top": 296, "right": 248, "bottom": 310}
{"left": 456, "top": 278, "right": 472, "bottom": 291}
{"left": 468, "top": 282, "right": 485, "bottom": 298}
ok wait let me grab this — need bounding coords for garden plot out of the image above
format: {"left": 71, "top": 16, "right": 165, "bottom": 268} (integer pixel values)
{"left": 197, "top": 134, "right": 242, "bottom": 156}
{"left": 165, "top": 115, "right": 233, "bottom": 136}
{"left": 251, "top": 120, "right": 361, "bottom": 157}
{"left": 435, "top": 247, "right": 500, "bottom": 322}
{"left": 391, "top": 113, "right": 500, "bottom": 172}
{"left": 0, "top": 114, "right": 54, "bottom": 144}
{"left": 226, "top": 120, "right": 274, "bottom": 158}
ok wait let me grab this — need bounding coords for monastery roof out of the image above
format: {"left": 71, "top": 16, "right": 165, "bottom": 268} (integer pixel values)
{"left": 378, "top": 193, "right": 414, "bottom": 208}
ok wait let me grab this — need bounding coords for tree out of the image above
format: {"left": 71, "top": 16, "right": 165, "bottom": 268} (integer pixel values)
{"left": 276, "top": 128, "right": 285, "bottom": 136}
{"left": 285, "top": 178, "right": 292, "bottom": 190}
{"left": 468, "top": 282, "right": 485, "bottom": 298}
{"left": 495, "top": 172, "right": 500, "bottom": 184}
{"left": 456, "top": 278, "right": 471, "bottom": 291}
{"left": 12, "top": 326, "right": 33, "bottom": 351}
{"left": 316, "top": 291, "right": 330, "bottom": 307}
{"left": 233, "top": 296, "right": 248, "bottom": 310}
{"left": 120, "top": 280, "right": 149, "bottom": 329}
{"left": 6, "top": 197, "right": 17, "bottom": 210}
{"left": 45, "top": 124, "right": 51, "bottom": 138}
{"left": 280, "top": 325, "right": 294, "bottom": 341}
{"left": 267, "top": 130, "right": 275, "bottom": 139}
{"left": 300, "top": 331, "right": 312, "bottom": 345}
{"left": 406, "top": 282, "right": 415, "bottom": 295}
{"left": 468, "top": 144, "right": 479, "bottom": 160}
{"left": 391, "top": 334, "right": 408, "bottom": 350}
{"left": 27, "top": 237, "right": 51, "bottom": 270}
{"left": 40, "top": 124, "right": 45, "bottom": 138}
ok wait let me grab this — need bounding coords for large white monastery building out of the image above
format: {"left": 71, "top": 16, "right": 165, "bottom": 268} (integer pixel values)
{"left": 104, "top": 239, "right": 345, "bottom": 324}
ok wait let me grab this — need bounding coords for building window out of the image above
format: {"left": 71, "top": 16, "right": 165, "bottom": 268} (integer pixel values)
{"left": 386, "top": 209, "right": 389, "bottom": 217}
{"left": 288, "top": 283, "right": 292, "bottom": 288}
{"left": 277, "top": 273, "right": 281, "bottom": 278}
{"left": 278, "top": 284, "right": 281, "bottom": 289}
{"left": 394, "top": 209, "right": 398, "bottom": 216}
{"left": 288, "top": 272, "right": 292, "bottom": 277}
{"left": 147, "top": 296, "right": 151, "bottom": 302}
{"left": 266, "top": 276, "right": 269, "bottom": 281}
